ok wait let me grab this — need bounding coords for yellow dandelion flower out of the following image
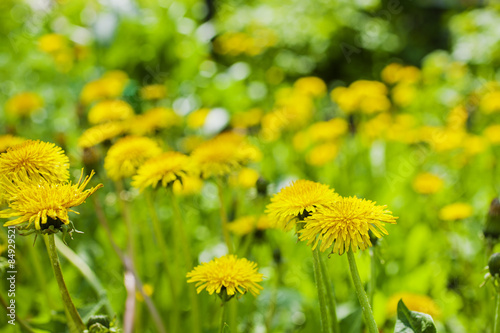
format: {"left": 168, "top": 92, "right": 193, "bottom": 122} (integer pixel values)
{"left": 231, "top": 168, "right": 260, "bottom": 188}
{"left": 412, "top": 172, "right": 444, "bottom": 194}
{"left": 480, "top": 91, "right": 500, "bottom": 114}
{"left": 127, "top": 107, "right": 181, "bottom": 136}
{"left": 186, "top": 254, "right": 263, "bottom": 297}
{"left": 0, "top": 170, "right": 102, "bottom": 230}
{"left": 386, "top": 293, "right": 441, "bottom": 319}
{"left": 79, "top": 72, "right": 129, "bottom": 105}
{"left": 484, "top": 125, "right": 500, "bottom": 145}
{"left": 299, "top": 196, "right": 397, "bottom": 255}
{"left": 0, "top": 140, "right": 69, "bottom": 183}
{"left": 439, "top": 203, "right": 473, "bottom": 221}
{"left": 306, "top": 142, "right": 339, "bottom": 166}
{"left": 88, "top": 100, "right": 135, "bottom": 125}
{"left": 231, "top": 108, "right": 263, "bottom": 129}
{"left": 172, "top": 175, "right": 204, "bottom": 196}
{"left": 187, "top": 108, "right": 211, "bottom": 129}
{"left": 0, "top": 135, "right": 25, "bottom": 153}
{"left": 308, "top": 118, "right": 349, "bottom": 143}
{"left": 294, "top": 76, "right": 327, "bottom": 97}
{"left": 228, "top": 215, "right": 272, "bottom": 236}
{"left": 191, "top": 132, "right": 261, "bottom": 179}
{"left": 38, "top": 33, "right": 68, "bottom": 54}
{"left": 5, "top": 92, "right": 43, "bottom": 117}
{"left": 136, "top": 283, "right": 154, "bottom": 302}
{"left": 463, "top": 134, "right": 488, "bottom": 156}
{"left": 132, "top": 152, "right": 194, "bottom": 191}
{"left": 104, "top": 136, "right": 162, "bottom": 181}
{"left": 266, "top": 180, "right": 339, "bottom": 231}
{"left": 381, "top": 63, "right": 403, "bottom": 84}
{"left": 140, "top": 84, "right": 167, "bottom": 100}
{"left": 77, "top": 122, "right": 125, "bottom": 148}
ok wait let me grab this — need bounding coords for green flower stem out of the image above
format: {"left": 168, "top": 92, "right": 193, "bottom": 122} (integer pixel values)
{"left": 44, "top": 234, "right": 86, "bottom": 333}
{"left": 495, "top": 291, "right": 500, "bottom": 333}
{"left": 318, "top": 251, "right": 340, "bottom": 333}
{"left": 346, "top": 250, "right": 378, "bottom": 333}
{"left": 146, "top": 191, "right": 180, "bottom": 333}
{"left": 216, "top": 179, "right": 234, "bottom": 254}
{"left": 54, "top": 236, "right": 114, "bottom": 317}
{"left": 169, "top": 189, "right": 201, "bottom": 333}
{"left": 115, "top": 180, "right": 136, "bottom": 259}
{"left": 312, "top": 248, "right": 331, "bottom": 333}
{"left": 369, "top": 247, "right": 376, "bottom": 307}
{"left": 219, "top": 301, "right": 227, "bottom": 333}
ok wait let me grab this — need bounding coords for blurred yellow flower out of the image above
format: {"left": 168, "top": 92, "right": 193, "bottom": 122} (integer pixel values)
{"left": 0, "top": 170, "right": 102, "bottom": 231}
{"left": 140, "top": 84, "right": 167, "bottom": 100}
{"left": 294, "top": 76, "right": 327, "bottom": 97}
{"left": 439, "top": 203, "right": 473, "bottom": 221}
{"left": 5, "top": 92, "right": 43, "bottom": 117}
{"left": 412, "top": 172, "right": 444, "bottom": 194}
{"left": 180, "top": 135, "right": 205, "bottom": 153}
{"left": 480, "top": 91, "right": 500, "bottom": 114}
{"left": 447, "top": 106, "right": 468, "bottom": 129}
{"left": 187, "top": 108, "right": 210, "bottom": 129}
{"left": 172, "top": 175, "right": 204, "bottom": 196}
{"left": 306, "top": 143, "right": 339, "bottom": 166}
{"left": 77, "top": 122, "right": 125, "bottom": 148}
{"left": 0, "top": 135, "right": 25, "bottom": 153}
{"left": 232, "top": 167, "right": 260, "bottom": 188}
{"left": 299, "top": 196, "right": 397, "bottom": 254}
{"left": 386, "top": 293, "right": 441, "bottom": 319}
{"left": 331, "top": 80, "right": 390, "bottom": 114}
{"left": 308, "top": 118, "right": 349, "bottom": 143}
{"left": 80, "top": 71, "right": 129, "bottom": 105}
{"left": 88, "top": 100, "right": 135, "bottom": 125}
{"left": 136, "top": 284, "right": 154, "bottom": 302}
{"left": 228, "top": 215, "right": 273, "bottom": 236}
{"left": 0, "top": 140, "right": 69, "bottom": 183}
{"left": 462, "top": 134, "right": 488, "bottom": 156}
{"left": 381, "top": 63, "right": 404, "bottom": 84}
{"left": 392, "top": 83, "right": 417, "bottom": 107}
{"left": 483, "top": 125, "right": 500, "bottom": 145}
{"left": 266, "top": 180, "right": 339, "bottom": 231}
{"left": 104, "top": 136, "right": 162, "bottom": 181}
{"left": 186, "top": 254, "right": 263, "bottom": 297}
{"left": 127, "top": 107, "right": 181, "bottom": 136}
{"left": 38, "top": 33, "right": 67, "bottom": 54}
{"left": 132, "top": 152, "right": 195, "bottom": 191}
{"left": 191, "top": 132, "right": 261, "bottom": 179}
{"left": 231, "top": 108, "right": 263, "bottom": 129}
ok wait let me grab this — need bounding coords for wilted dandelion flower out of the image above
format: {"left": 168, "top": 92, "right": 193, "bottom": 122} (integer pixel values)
{"left": 299, "top": 196, "right": 397, "bottom": 254}
{"left": 104, "top": 136, "right": 162, "bottom": 181}
{"left": 412, "top": 172, "right": 444, "bottom": 194}
{"left": 77, "top": 122, "right": 126, "bottom": 148}
{"left": 186, "top": 254, "right": 263, "bottom": 297}
{"left": 191, "top": 132, "right": 261, "bottom": 179}
{"left": 5, "top": 92, "right": 43, "bottom": 117}
{"left": 439, "top": 202, "right": 473, "bottom": 221}
{"left": 140, "top": 84, "right": 167, "bottom": 100}
{"left": 266, "top": 180, "right": 339, "bottom": 231}
{"left": 0, "top": 170, "right": 102, "bottom": 231}
{"left": 127, "top": 107, "right": 181, "bottom": 136}
{"left": 88, "top": 100, "right": 135, "bottom": 125}
{"left": 132, "top": 152, "right": 195, "bottom": 191}
{"left": 0, "top": 140, "right": 69, "bottom": 183}
{"left": 0, "top": 135, "right": 25, "bottom": 153}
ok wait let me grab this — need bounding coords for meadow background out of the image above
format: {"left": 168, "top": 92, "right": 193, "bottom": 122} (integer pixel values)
{"left": 1, "top": 0, "right": 500, "bottom": 332}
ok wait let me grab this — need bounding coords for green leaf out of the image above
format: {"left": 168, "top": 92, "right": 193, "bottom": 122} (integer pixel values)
{"left": 394, "top": 299, "right": 437, "bottom": 333}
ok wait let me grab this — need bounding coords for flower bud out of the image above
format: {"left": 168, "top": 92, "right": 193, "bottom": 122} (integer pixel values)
{"left": 87, "top": 315, "right": 110, "bottom": 332}
{"left": 489, "top": 253, "right": 500, "bottom": 278}
{"left": 484, "top": 198, "right": 500, "bottom": 239}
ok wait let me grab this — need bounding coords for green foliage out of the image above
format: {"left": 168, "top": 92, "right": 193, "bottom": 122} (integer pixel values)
{"left": 395, "top": 300, "right": 437, "bottom": 333}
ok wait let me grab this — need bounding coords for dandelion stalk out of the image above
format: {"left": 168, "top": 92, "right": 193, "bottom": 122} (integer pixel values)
{"left": 312, "top": 248, "right": 331, "bottom": 333}
{"left": 169, "top": 189, "right": 201, "bottom": 333}
{"left": 318, "top": 252, "right": 340, "bottom": 333}
{"left": 369, "top": 247, "right": 376, "bottom": 307}
{"left": 347, "top": 250, "right": 378, "bottom": 333}
{"left": 44, "top": 234, "right": 86, "bottom": 333}
{"left": 219, "top": 301, "right": 227, "bottom": 333}
{"left": 146, "top": 191, "right": 179, "bottom": 333}
{"left": 216, "top": 179, "right": 234, "bottom": 253}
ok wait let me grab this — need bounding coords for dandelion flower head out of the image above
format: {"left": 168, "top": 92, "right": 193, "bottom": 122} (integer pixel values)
{"left": 0, "top": 170, "right": 102, "bottom": 231}
{"left": 0, "top": 140, "right": 69, "bottom": 183}
{"left": 77, "top": 122, "right": 126, "bottom": 148}
{"left": 0, "top": 135, "right": 25, "bottom": 153}
{"left": 88, "top": 100, "right": 135, "bottom": 125}
{"left": 140, "top": 84, "right": 167, "bottom": 100}
{"left": 186, "top": 254, "right": 263, "bottom": 297}
{"left": 386, "top": 292, "right": 441, "bottom": 319}
{"left": 439, "top": 202, "right": 473, "bottom": 221}
{"left": 132, "top": 151, "right": 195, "bottom": 191}
{"left": 412, "top": 172, "right": 444, "bottom": 194}
{"left": 104, "top": 136, "right": 162, "bottom": 181}
{"left": 266, "top": 180, "right": 339, "bottom": 231}
{"left": 5, "top": 92, "right": 43, "bottom": 117}
{"left": 299, "top": 196, "right": 397, "bottom": 255}
{"left": 127, "top": 107, "right": 181, "bottom": 136}
{"left": 191, "top": 132, "right": 261, "bottom": 179}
